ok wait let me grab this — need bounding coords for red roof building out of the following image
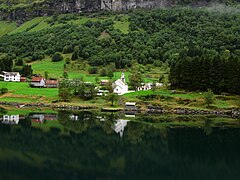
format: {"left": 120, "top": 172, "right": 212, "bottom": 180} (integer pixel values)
{"left": 44, "top": 80, "right": 58, "bottom": 88}
{"left": 30, "top": 77, "right": 45, "bottom": 87}
{"left": 20, "top": 77, "right": 27, "bottom": 82}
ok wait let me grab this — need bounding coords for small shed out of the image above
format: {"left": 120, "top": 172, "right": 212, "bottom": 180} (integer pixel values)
{"left": 100, "top": 80, "right": 109, "bottom": 86}
{"left": 125, "top": 102, "right": 136, "bottom": 109}
{"left": 45, "top": 80, "right": 58, "bottom": 88}
{"left": 20, "top": 77, "right": 27, "bottom": 82}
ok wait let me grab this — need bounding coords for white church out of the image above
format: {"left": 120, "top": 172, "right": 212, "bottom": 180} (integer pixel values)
{"left": 112, "top": 72, "right": 128, "bottom": 95}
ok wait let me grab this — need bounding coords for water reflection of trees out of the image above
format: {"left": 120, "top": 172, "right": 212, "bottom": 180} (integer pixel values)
{"left": 58, "top": 111, "right": 115, "bottom": 134}
{"left": 203, "top": 118, "right": 213, "bottom": 136}
{"left": 0, "top": 118, "right": 240, "bottom": 179}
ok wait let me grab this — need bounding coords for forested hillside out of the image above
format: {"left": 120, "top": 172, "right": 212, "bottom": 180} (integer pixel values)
{"left": 0, "top": 0, "right": 239, "bottom": 21}
{"left": 0, "top": 7, "right": 240, "bottom": 94}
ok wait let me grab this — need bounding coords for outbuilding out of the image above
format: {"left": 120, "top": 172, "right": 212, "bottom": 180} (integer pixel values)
{"left": 125, "top": 102, "right": 136, "bottom": 109}
{"left": 44, "top": 80, "right": 58, "bottom": 88}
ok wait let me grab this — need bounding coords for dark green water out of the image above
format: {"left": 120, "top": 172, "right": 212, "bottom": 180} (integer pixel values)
{"left": 0, "top": 110, "right": 240, "bottom": 180}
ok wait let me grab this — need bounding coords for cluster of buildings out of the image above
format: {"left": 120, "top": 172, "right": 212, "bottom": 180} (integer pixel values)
{"left": 0, "top": 71, "right": 58, "bottom": 88}
{"left": 30, "top": 77, "right": 58, "bottom": 88}
{"left": 0, "top": 71, "right": 162, "bottom": 94}
{"left": 100, "top": 72, "right": 163, "bottom": 95}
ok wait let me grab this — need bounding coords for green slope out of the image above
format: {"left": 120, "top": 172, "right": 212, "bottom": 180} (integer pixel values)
{"left": 0, "top": 13, "right": 129, "bottom": 36}
{"left": 9, "top": 16, "right": 48, "bottom": 34}
{"left": 0, "top": 21, "right": 17, "bottom": 36}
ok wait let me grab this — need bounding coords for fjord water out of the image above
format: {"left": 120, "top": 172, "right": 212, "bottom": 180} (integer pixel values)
{"left": 0, "top": 110, "right": 240, "bottom": 180}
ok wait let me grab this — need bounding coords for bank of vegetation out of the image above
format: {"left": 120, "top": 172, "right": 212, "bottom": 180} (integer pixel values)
{"left": 0, "top": 7, "right": 240, "bottom": 108}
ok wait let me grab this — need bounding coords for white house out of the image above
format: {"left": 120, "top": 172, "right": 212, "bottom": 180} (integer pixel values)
{"left": 112, "top": 72, "right": 128, "bottom": 95}
{"left": 137, "top": 82, "right": 163, "bottom": 91}
{"left": 97, "top": 90, "right": 109, "bottom": 96}
{"left": 112, "top": 119, "right": 130, "bottom": 138}
{"left": 2, "top": 71, "right": 20, "bottom": 82}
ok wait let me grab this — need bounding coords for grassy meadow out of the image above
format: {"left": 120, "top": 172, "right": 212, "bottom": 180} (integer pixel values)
{"left": 0, "top": 81, "right": 58, "bottom": 103}
{"left": 124, "top": 88, "right": 240, "bottom": 110}
{"left": 0, "top": 13, "right": 129, "bottom": 36}
{"left": 0, "top": 21, "right": 17, "bottom": 36}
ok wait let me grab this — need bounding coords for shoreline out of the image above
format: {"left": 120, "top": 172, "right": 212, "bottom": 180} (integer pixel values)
{"left": 1, "top": 101, "right": 240, "bottom": 118}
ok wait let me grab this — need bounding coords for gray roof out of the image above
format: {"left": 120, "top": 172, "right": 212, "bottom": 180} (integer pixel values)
{"left": 3, "top": 71, "right": 20, "bottom": 76}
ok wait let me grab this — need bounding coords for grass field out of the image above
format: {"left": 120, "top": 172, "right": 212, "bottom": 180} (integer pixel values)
{"left": 0, "top": 82, "right": 58, "bottom": 103}
{"left": 0, "top": 21, "right": 17, "bottom": 36}
{"left": 30, "top": 57, "right": 131, "bottom": 83}
{"left": 1, "top": 13, "right": 130, "bottom": 36}
{"left": 124, "top": 88, "right": 240, "bottom": 109}
{"left": 31, "top": 59, "right": 65, "bottom": 79}
{"left": 9, "top": 17, "right": 47, "bottom": 34}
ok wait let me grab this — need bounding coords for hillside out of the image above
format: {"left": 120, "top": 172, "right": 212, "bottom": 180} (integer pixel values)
{"left": 0, "top": 0, "right": 239, "bottom": 21}
{"left": 0, "top": 6, "right": 240, "bottom": 96}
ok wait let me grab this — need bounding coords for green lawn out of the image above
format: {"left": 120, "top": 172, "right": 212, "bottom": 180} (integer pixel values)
{"left": 9, "top": 17, "right": 47, "bottom": 34}
{"left": 124, "top": 89, "right": 203, "bottom": 99}
{"left": 31, "top": 59, "right": 65, "bottom": 79}
{"left": 0, "top": 82, "right": 58, "bottom": 98}
{"left": 30, "top": 58, "right": 132, "bottom": 83}
{"left": 0, "top": 21, "right": 17, "bottom": 36}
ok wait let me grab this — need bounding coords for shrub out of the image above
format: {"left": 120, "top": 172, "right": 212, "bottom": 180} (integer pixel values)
{"left": 0, "top": 88, "right": 8, "bottom": 95}
{"left": 52, "top": 52, "right": 63, "bottom": 62}
{"left": 204, "top": 89, "right": 215, "bottom": 107}
{"left": 100, "top": 68, "right": 108, "bottom": 76}
{"left": 88, "top": 67, "right": 98, "bottom": 74}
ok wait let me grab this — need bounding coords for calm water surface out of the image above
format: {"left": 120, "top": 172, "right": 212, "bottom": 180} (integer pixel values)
{"left": 0, "top": 110, "right": 240, "bottom": 180}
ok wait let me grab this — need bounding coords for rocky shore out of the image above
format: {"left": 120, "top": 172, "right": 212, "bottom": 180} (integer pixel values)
{"left": 1, "top": 101, "right": 240, "bottom": 118}
{"left": 146, "top": 106, "right": 240, "bottom": 118}
{"left": 0, "top": 101, "right": 95, "bottom": 110}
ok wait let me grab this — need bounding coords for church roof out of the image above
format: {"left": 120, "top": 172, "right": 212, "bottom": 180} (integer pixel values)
{"left": 113, "top": 79, "right": 128, "bottom": 86}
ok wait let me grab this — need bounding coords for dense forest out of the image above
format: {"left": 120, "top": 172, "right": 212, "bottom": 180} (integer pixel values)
{"left": 0, "top": 7, "right": 240, "bottom": 93}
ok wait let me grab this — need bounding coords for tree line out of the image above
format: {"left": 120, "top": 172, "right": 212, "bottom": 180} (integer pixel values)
{"left": 169, "top": 53, "right": 240, "bottom": 94}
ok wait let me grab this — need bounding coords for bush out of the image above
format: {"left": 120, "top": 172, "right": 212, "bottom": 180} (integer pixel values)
{"left": 0, "top": 88, "right": 8, "bottom": 95}
{"left": 52, "top": 52, "right": 63, "bottom": 62}
{"left": 88, "top": 67, "right": 98, "bottom": 74}
{"left": 204, "top": 89, "right": 215, "bottom": 107}
{"left": 100, "top": 68, "right": 108, "bottom": 76}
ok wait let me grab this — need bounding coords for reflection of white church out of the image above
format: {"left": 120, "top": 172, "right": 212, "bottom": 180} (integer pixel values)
{"left": 112, "top": 72, "right": 128, "bottom": 95}
{"left": 112, "top": 119, "right": 130, "bottom": 138}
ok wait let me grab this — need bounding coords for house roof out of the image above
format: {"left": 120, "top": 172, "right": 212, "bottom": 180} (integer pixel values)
{"left": 45, "top": 80, "right": 58, "bottom": 85}
{"left": 113, "top": 79, "right": 127, "bottom": 87}
{"left": 31, "top": 77, "right": 44, "bottom": 82}
{"left": 3, "top": 71, "right": 20, "bottom": 76}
